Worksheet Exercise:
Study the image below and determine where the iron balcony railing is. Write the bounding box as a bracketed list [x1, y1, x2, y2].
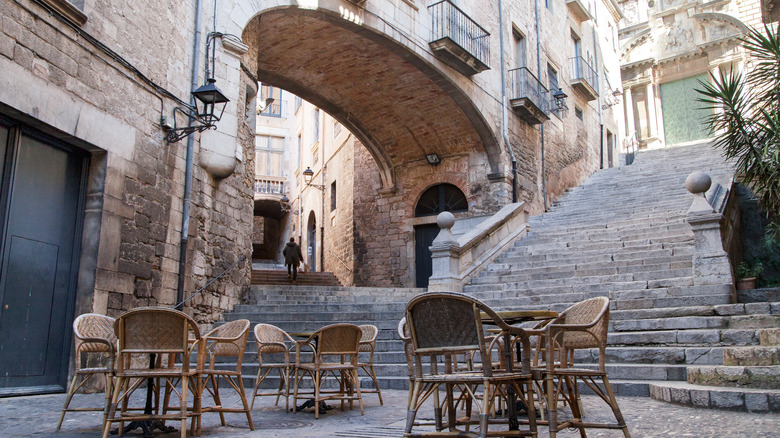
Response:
[570, 56, 597, 91]
[429, 0, 490, 67]
[254, 175, 285, 195]
[509, 67, 550, 114]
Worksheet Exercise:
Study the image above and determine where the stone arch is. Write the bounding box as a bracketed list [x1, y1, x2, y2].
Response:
[236, 2, 503, 192]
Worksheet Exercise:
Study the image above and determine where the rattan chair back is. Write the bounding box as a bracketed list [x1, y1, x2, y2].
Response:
[73, 313, 117, 354]
[556, 296, 609, 351]
[114, 307, 200, 372]
[358, 324, 378, 352]
[314, 323, 362, 356]
[203, 319, 250, 358]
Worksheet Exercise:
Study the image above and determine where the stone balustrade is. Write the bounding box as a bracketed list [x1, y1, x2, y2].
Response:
[427, 202, 529, 292]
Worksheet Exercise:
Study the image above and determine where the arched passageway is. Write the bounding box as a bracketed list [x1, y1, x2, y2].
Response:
[241, 6, 503, 193]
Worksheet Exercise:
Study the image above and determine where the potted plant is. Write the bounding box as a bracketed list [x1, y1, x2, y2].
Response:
[735, 261, 763, 290]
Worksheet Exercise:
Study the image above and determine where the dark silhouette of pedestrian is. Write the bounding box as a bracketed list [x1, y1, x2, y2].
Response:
[283, 237, 303, 282]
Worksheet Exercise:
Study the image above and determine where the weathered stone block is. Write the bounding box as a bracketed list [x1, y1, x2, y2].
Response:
[745, 392, 769, 412]
[690, 388, 710, 408]
[710, 390, 744, 409]
[670, 387, 692, 405]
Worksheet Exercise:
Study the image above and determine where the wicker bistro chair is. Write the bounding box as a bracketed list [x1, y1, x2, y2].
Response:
[404, 292, 538, 438]
[525, 297, 630, 438]
[292, 323, 365, 420]
[57, 314, 117, 431]
[195, 319, 253, 432]
[102, 307, 203, 438]
[357, 324, 384, 405]
[251, 323, 296, 411]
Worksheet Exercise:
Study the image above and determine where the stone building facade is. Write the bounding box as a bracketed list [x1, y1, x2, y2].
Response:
[248, 0, 627, 288]
[2, 0, 623, 395]
[0, 0, 255, 396]
[618, 0, 767, 150]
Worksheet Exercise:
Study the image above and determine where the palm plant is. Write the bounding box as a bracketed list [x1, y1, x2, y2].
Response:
[696, 24, 780, 217]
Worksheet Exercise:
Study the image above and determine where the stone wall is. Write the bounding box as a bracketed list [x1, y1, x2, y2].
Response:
[322, 135, 356, 286]
[1, 0, 252, 326]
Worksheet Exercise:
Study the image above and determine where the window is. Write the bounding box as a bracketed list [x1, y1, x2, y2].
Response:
[330, 181, 337, 212]
[415, 184, 468, 217]
[259, 84, 282, 117]
[548, 64, 561, 117]
[572, 32, 582, 78]
[295, 96, 302, 112]
[313, 108, 320, 144]
[333, 120, 342, 138]
[312, 145, 319, 166]
[545, 0, 552, 12]
[255, 135, 284, 176]
[43, 0, 87, 26]
[575, 107, 583, 120]
[297, 134, 302, 169]
[548, 64, 559, 93]
[514, 29, 526, 68]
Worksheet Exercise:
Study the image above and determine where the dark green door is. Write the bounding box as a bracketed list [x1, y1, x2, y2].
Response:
[415, 224, 440, 288]
[0, 125, 86, 396]
[660, 75, 711, 145]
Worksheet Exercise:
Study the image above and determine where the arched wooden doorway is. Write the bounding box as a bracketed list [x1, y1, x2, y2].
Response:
[414, 183, 468, 288]
[307, 211, 317, 272]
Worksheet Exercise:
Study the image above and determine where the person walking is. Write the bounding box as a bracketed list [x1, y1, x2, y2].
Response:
[283, 237, 303, 282]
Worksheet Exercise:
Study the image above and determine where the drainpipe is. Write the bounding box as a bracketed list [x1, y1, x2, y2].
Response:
[534, 0, 547, 211]
[498, 0, 517, 203]
[593, 9, 604, 169]
[176, 0, 203, 307]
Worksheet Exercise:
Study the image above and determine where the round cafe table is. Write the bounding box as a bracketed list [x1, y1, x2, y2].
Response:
[482, 309, 558, 431]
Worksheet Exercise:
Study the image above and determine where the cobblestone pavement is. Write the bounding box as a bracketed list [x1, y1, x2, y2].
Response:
[1, 389, 777, 437]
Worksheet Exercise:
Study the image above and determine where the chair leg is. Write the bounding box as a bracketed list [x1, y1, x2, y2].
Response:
[180, 375, 189, 438]
[602, 375, 630, 437]
[103, 376, 124, 438]
[353, 368, 364, 415]
[57, 372, 83, 430]
[404, 379, 422, 434]
[236, 374, 255, 430]
[210, 374, 226, 426]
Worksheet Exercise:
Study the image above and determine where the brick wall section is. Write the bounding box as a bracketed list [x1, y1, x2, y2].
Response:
[2, 0, 252, 324]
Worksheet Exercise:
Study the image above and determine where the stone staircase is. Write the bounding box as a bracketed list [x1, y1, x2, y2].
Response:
[220, 142, 779, 412]
[461, 142, 780, 412]
[250, 269, 343, 287]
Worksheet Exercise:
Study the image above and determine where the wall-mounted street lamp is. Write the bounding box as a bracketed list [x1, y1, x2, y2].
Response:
[164, 78, 230, 144]
[552, 88, 569, 112]
[425, 153, 442, 166]
[302, 167, 326, 190]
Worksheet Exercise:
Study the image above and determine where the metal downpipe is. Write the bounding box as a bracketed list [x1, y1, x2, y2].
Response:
[176, 0, 203, 306]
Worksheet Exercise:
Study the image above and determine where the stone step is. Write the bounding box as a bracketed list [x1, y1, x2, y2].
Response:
[576, 346, 725, 366]
[723, 346, 780, 366]
[611, 314, 780, 332]
[607, 328, 761, 347]
[648, 381, 780, 412]
[761, 328, 780, 346]
[687, 365, 780, 389]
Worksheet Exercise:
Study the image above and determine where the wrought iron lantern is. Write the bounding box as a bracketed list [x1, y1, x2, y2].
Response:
[164, 78, 230, 144]
[552, 88, 568, 112]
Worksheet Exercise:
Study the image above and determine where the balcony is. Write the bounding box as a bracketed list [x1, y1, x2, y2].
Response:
[509, 68, 550, 125]
[428, 0, 490, 77]
[566, 0, 594, 22]
[254, 175, 287, 218]
[570, 56, 599, 101]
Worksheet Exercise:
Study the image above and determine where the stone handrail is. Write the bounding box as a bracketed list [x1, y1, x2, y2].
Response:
[427, 202, 529, 292]
[686, 171, 737, 302]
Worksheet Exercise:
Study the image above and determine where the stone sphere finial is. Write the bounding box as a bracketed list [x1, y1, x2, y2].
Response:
[437, 211, 455, 229]
[685, 171, 711, 194]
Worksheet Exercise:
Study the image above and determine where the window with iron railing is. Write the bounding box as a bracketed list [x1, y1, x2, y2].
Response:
[429, 0, 490, 68]
[509, 67, 550, 114]
[570, 56, 597, 91]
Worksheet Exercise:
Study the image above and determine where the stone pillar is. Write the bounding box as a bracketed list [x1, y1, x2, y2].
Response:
[427, 212, 463, 292]
[686, 171, 737, 301]
[646, 82, 659, 138]
[624, 87, 635, 144]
